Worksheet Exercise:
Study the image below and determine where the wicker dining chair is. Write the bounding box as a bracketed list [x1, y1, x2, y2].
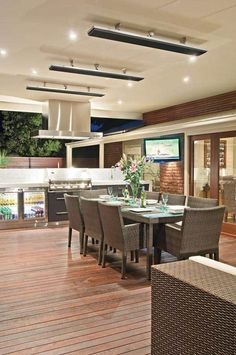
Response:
[163, 193, 186, 205]
[98, 202, 140, 279]
[80, 197, 104, 264]
[146, 191, 160, 201]
[79, 189, 107, 198]
[154, 206, 225, 264]
[187, 195, 218, 208]
[64, 194, 84, 254]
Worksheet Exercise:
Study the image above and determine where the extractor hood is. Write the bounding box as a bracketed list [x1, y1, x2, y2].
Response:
[33, 100, 103, 140]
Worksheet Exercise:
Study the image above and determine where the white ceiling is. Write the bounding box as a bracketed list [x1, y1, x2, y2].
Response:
[1, 0, 236, 115]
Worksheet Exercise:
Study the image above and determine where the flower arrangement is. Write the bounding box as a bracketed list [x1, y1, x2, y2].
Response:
[116, 154, 146, 198]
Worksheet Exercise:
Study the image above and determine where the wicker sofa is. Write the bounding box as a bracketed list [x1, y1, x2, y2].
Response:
[151, 257, 236, 355]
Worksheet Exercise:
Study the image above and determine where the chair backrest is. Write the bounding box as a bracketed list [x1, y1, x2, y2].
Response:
[98, 202, 124, 250]
[164, 193, 186, 206]
[222, 180, 236, 211]
[64, 194, 84, 232]
[180, 206, 225, 255]
[80, 197, 103, 241]
[146, 191, 160, 201]
[187, 196, 218, 208]
[79, 189, 107, 198]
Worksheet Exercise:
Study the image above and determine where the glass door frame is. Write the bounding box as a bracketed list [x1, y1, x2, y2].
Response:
[189, 131, 236, 236]
[189, 134, 219, 199]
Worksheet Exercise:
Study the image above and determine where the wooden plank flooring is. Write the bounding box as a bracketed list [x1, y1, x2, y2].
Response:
[0, 227, 235, 355]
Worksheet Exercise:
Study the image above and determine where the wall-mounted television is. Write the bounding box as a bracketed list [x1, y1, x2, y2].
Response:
[144, 137, 181, 162]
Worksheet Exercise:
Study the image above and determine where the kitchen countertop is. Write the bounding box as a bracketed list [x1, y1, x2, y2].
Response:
[0, 180, 150, 189]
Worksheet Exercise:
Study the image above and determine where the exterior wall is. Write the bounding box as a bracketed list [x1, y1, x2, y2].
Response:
[143, 90, 236, 125]
[104, 142, 122, 168]
[160, 161, 184, 194]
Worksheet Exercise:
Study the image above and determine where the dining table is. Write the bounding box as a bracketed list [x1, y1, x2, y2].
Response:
[121, 205, 184, 280]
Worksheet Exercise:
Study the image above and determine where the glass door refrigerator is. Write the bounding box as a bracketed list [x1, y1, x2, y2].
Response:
[22, 188, 47, 221]
[0, 189, 19, 222]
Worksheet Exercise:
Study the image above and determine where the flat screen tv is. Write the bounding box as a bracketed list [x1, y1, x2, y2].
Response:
[144, 137, 181, 162]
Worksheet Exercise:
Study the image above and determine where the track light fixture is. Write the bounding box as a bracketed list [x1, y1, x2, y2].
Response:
[88, 25, 207, 56]
[26, 83, 105, 97]
[49, 62, 144, 81]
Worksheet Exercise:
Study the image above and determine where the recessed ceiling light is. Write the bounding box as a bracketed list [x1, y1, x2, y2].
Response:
[189, 55, 197, 63]
[183, 76, 190, 83]
[68, 30, 77, 41]
[127, 81, 134, 87]
[31, 69, 38, 75]
[118, 99, 123, 104]
[0, 48, 7, 56]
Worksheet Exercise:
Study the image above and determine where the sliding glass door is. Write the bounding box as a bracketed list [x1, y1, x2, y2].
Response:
[190, 132, 236, 234]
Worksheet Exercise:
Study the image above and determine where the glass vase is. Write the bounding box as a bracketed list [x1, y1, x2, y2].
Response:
[130, 182, 140, 204]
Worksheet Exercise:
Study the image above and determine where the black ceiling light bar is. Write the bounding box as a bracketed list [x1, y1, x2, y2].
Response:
[88, 26, 207, 56]
[26, 85, 104, 97]
[49, 64, 144, 81]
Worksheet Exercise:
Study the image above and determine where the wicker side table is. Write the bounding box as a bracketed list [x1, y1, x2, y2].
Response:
[151, 260, 236, 355]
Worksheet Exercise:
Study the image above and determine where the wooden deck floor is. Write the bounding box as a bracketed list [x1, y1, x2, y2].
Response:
[0, 227, 235, 355]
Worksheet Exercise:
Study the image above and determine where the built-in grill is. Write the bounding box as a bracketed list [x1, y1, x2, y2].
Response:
[48, 178, 92, 222]
[48, 178, 92, 191]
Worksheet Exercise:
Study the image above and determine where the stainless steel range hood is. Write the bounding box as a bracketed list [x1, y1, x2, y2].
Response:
[33, 100, 103, 140]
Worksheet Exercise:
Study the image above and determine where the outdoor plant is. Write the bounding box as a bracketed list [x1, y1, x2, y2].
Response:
[0, 149, 9, 168]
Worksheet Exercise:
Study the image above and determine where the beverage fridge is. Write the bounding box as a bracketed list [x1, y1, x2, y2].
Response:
[0, 187, 47, 229]
[0, 189, 19, 221]
[22, 188, 47, 221]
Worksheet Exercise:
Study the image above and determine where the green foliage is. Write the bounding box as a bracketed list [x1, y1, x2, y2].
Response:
[0, 149, 9, 167]
[0, 111, 64, 157]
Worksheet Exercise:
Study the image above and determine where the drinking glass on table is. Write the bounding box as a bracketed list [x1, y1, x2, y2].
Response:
[107, 186, 113, 198]
[161, 193, 168, 211]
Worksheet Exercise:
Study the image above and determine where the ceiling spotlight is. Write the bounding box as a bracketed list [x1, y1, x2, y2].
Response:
[68, 30, 77, 41]
[31, 69, 38, 75]
[0, 48, 7, 56]
[49, 64, 144, 81]
[88, 26, 207, 56]
[189, 55, 197, 63]
[118, 99, 123, 104]
[26, 84, 104, 97]
[127, 81, 133, 87]
[183, 76, 190, 83]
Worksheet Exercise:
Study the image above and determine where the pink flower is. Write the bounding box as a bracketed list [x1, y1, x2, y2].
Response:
[131, 162, 137, 172]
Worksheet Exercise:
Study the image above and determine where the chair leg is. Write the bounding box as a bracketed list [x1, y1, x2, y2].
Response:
[214, 250, 219, 261]
[130, 251, 134, 261]
[121, 252, 127, 279]
[83, 235, 88, 256]
[154, 247, 162, 264]
[102, 243, 107, 268]
[68, 227, 72, 247]
[135, 250, 139, 263]
[79, 233, 84, 254]
[98, 240, 103, 265]
[224, 211, 228, 222]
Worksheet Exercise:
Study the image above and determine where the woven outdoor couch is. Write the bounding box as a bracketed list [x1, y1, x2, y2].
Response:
[151, 257, 236, 355]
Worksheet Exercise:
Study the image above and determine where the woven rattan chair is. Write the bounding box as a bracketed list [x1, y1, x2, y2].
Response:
[64, 194, 84, 254]
[80, 197, 104, 264]
[222, 179, 236, 221]
[163, 193, 186, 205]
[187, 195, 218, 208]
[146, 191, 160, 201]
[98, 202, 140, 279]
[154, 206, 225, 264]
[79, 189, 107, 198]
